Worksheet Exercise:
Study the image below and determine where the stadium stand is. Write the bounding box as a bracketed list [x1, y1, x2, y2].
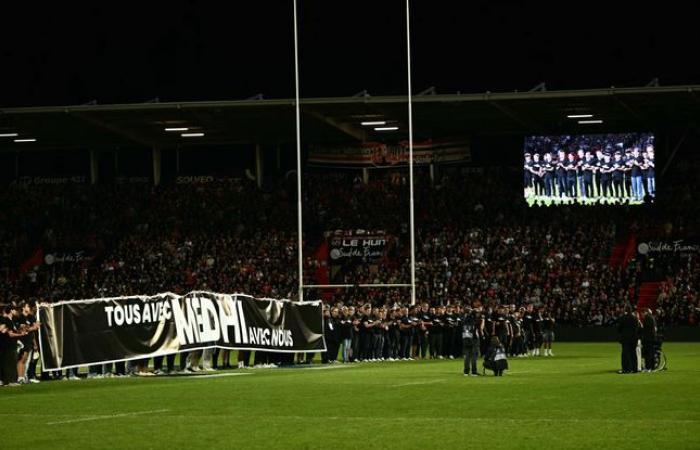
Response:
[2, 163, 698, 328]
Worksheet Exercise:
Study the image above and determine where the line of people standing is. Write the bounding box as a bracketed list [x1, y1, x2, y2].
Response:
[321, 302, 556, 366]
[524, 145, 655, 202]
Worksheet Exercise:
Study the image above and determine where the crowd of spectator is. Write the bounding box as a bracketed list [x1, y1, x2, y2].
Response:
[1, 162, 698, 332]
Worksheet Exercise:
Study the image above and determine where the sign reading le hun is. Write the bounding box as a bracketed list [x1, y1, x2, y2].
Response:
[39, 292, 326, 370]
[328, 229, 388, 263]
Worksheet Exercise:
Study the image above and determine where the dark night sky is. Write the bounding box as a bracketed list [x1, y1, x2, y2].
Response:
[0, 2, 697, 107]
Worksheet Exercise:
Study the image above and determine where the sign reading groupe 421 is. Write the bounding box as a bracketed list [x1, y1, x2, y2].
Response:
[39, 292, 325, 370]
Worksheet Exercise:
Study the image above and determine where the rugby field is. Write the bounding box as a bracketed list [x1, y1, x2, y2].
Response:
[1, 342, 699, 449]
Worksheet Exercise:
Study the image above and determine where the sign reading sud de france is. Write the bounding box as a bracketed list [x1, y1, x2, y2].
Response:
[327, 229, 389, 263]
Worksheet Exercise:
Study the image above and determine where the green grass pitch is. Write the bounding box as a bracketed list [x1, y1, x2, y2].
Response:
[2, 343, 699, 449]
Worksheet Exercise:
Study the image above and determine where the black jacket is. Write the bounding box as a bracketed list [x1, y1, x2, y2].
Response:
[617, 313, 640, 343]
[642, 314, 657, 342]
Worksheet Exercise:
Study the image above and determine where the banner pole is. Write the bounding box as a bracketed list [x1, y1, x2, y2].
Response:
[293, 0, 304, 301]
[406, 0, 416, 306]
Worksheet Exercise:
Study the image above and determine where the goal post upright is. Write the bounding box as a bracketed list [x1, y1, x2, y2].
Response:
[406, 0, 417, 306]
[293, 0, 304, 301]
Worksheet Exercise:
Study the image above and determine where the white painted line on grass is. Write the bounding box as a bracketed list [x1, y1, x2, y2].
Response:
[47, 409, 170, 425]
[393, 379, 446, 387]
[182, 373, 252, 379]
[292, 364, 354, 371]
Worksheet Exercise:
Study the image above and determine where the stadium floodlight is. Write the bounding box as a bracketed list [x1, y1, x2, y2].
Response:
[181, 132, 204, 137]
[165, 127, 189, 132]
[567, 114, 593, 119]
[578, 120, 603, 124]
[361, 121, 386, 126]
[0, 133, 19, 137]
[374, 126, 399, 131]
[14, 138, 36, 142]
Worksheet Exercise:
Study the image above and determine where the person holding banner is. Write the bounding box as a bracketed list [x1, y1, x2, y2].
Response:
[37, 292, 327, 372]
[1, 305, 27, 386]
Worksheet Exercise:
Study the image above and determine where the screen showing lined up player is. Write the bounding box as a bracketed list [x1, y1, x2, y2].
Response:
[523, 133, 655, 206]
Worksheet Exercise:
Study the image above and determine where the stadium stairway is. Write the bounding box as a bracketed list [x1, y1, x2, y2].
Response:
[609, 234, 637, 268]
[311, 240, 332, 300]
[637, 281, 661, 311]
[608, 241, 627, 268]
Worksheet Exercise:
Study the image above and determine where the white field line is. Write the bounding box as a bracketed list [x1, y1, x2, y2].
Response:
[46, 408, 170, 425]
[393, 379, 446, 387]
[277, 364, 353, 371]
[181, 373, 252, 379]
[224, 415, 700, 424]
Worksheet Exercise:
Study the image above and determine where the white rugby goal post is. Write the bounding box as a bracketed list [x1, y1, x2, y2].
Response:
[292, 0, 417, 305]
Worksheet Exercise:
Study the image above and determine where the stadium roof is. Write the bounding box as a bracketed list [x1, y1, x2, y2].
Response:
[1, 84, 699, 151]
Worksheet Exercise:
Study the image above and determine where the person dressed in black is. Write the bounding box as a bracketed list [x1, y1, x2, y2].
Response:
[322, 307, 339, 364]
[565, 152, 578, 198]
[531, 153, 543, 197]
[582, 151, 595, 199]
[594, 149, 604, 198]
[531, 308, 544, 356]
[555, 149, 567, 198]
[623, 148, 633, 197]
[21, 301, 40, 383]
[493, 306, 512, 356]
[462, 306, 484, 376]
[644, 146, 655, 197]
[358, 304, 375, 361]
[483, 336, 508, 377]
[541, 310, 555, 357]
[524, 152, 534, 197]
[522, 306, 534, 356]
[542, 153, 555, 198]
[509, 310, 524, 357]
[641, 309, 658, 372]
[0, 305, 27, 386]
[612, 151, 625, 200]
[617, 306, 641, 374]
[398, 307, 414, 360]
[443, 306, 457, 360]
[14, 302, 38, 383]
[418, 303, 432, 360]
[599, 153, 613, 199]
[350, 306, 361, 362]
[338, 307, 354, 363]
[387, 308, 401, 360]
[481, 307, 494, 356]
[452, 306, 464, 359]
[429, 307, 444, 359]
[371, 309, 385, 361]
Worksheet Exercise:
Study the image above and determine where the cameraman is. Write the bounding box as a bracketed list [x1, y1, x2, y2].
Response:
[641, 309, 657, 372]
[462, 305, 484, 376]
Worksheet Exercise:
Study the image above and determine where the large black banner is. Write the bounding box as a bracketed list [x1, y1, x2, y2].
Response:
[39, 291, 326, 370]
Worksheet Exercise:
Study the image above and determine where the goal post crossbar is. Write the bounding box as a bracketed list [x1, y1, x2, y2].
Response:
[302, 284, 413, 289]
